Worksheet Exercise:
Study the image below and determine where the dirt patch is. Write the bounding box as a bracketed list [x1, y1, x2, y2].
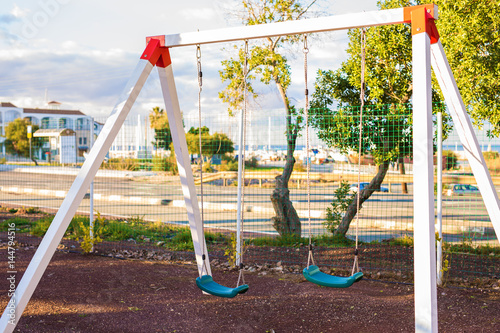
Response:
[0, 248, 499, 333]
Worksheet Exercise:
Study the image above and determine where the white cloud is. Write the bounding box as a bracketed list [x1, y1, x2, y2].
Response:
[0, 0, 383, 129]
[10, 4, 27, 18]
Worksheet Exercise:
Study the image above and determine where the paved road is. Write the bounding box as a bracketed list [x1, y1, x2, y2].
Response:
[1, 167, 496, 243]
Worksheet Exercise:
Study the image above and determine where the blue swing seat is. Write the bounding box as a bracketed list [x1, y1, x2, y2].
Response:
[196, 275, 249, 298]
[303, 265, 363, 288]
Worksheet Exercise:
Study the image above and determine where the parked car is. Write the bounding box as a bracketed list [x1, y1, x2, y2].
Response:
[446, 184, 480, 196]
[350, 182, 389, 193]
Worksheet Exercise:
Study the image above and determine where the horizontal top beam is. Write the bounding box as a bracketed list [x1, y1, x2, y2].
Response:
[155, 6, 437, 48]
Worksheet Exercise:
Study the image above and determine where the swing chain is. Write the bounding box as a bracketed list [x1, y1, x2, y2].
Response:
[236, 40, 249, 287]
[196, 44, 209, 278]
[196, 44, 204, 226]
[303, 35, 309, 97]
[197, 45, 202, 90]
[303, 34, 315, 269]
[352, 28, 366, 276]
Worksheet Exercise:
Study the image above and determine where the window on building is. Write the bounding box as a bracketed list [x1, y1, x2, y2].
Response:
[59, 118, 67, 129]
[41, 117, 57, 129]
[76, 118, 89, 130]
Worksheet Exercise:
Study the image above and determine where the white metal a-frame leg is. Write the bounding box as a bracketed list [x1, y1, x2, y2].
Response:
[411, 7, 500, 332]
[411, 7, 438, 332]
[431, 41, 500, 238]
[0, 38, 210, 333]
[155, 43, 211, 277]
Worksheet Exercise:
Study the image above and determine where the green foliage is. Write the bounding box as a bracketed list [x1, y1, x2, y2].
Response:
[0, 157, 6, 164]
[218, 156, 239, 171]
[25, 206, 41, 214]
[309, 0, 454, 164]
[293, 161, 306, 172]
[224, 233, 239, 267]
[0, 217, 33, 233]
[152, 155, 178, 174]
[443, 240, 500, 257]
[202, 161, 213, 173]
[78, 212, 104, 253]
[4, 118, 41, 157]
[442, 150, 458, 170]
[244, 156, 259, 169]
[483, 151, 499, 161]
[187, 126, 209, 135]
[425, 0, 500, 136]
[149, 107, 173, 151]
[483, 152, 500, 175]
[249, 233, 355, 247]
[102, 158, 141, 171]
[30, 215, 54, 236]
[250, 234, 305, 247]
[388, 234, 414, 247]
[324, 181, 355, 234]
[310, 104, 419, 165]
[219, 1, 317, 236]
[186, 127, 234, 158]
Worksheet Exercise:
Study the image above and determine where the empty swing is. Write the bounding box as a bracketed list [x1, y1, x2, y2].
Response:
[194, 44, 249, 298]
[302, 32, 365, 288]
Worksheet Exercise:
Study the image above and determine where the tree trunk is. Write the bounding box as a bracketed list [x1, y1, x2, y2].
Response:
[398, 157, 408, 194]
[270, 79, 301, 237]
[271, 155, 301, 237]
[334, 161, 390, 236]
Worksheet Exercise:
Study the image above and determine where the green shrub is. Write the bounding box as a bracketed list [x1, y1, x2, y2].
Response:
[25, 207, 41, 214]
[202, 161, 213, 173]
[442, 150, 458, 170]
[152, 155, 178, 174]
[30, 215, 54, 237]
[245, 157, 259, 169]
[0, 157, 6, 164]
[103, 158, 141, 171]
[0, 217, 33, 233]
[324, 181, 355, 234]
[483, 151, 499, 160]
[219, 159, 239, 171]
[77, 213, 104, 253]
[483, 151, 500, 174]
[293, 161, 306, 172]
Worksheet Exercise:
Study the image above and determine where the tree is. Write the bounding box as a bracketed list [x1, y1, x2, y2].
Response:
[426, 0, 500, 136]
[149, 107, 172, 151]
[186, 127, 234, 160]
[219, 0, 317, 237]
[4, 118, 40, 158]
[309, 0, 451, 236]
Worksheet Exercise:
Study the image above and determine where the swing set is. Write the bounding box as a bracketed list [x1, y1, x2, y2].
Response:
[2, 4, 500, 333]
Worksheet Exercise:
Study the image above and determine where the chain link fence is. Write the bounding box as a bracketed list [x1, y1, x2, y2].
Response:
[1, 104, 499, 282]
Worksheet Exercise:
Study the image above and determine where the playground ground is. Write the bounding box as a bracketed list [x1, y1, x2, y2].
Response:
[0, 246, 498, 333]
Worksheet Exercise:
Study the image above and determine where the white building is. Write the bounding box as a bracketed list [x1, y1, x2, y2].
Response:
[0, 102, 103, 162]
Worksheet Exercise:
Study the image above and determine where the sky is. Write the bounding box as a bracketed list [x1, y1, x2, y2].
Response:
[0, 0, 381, 127]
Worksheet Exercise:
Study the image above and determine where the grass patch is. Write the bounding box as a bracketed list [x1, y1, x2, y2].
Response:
[0, 217, 34, 233]
[443, 241, 500, 257]
[249, 234, 355, 248]
[2, 212, 498, 258]
[386, 234, 414, 247]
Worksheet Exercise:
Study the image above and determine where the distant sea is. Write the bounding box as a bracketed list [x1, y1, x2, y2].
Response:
[234, 145, 306, 151]
[234, 144, 500, 152]
[442, 144, 500, 152]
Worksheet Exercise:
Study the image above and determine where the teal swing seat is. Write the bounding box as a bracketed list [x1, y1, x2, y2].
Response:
[303, 265, 363, 288]
[196, 275, 249, 298]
